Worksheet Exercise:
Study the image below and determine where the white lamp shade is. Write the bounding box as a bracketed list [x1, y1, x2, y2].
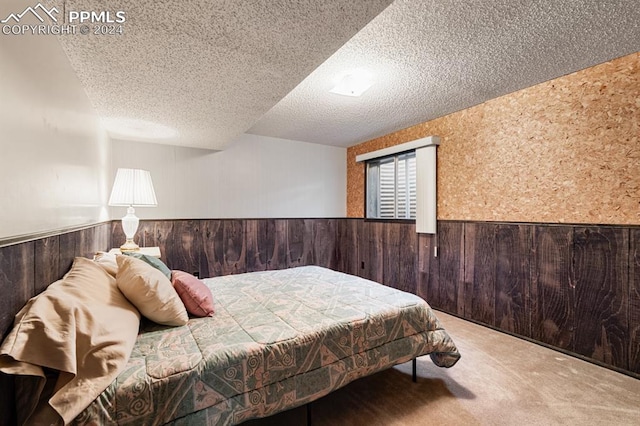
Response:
[108, 169, 157, 207]
[109, 168, 157, 252]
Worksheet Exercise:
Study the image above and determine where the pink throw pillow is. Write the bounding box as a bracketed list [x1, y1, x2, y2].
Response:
[171, 270, 215, 317]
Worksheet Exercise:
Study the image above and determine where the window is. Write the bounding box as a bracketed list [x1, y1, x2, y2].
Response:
[356, 135, 439, 233]
[366, 151, 416, 219]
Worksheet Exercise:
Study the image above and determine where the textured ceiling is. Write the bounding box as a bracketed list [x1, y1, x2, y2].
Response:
[48, 0, 393, 150]
[249, 0, 640, 147]
[45, 0, 640, 150]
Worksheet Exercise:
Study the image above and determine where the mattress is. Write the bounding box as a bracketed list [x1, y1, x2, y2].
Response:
[73, 266, 460, 425]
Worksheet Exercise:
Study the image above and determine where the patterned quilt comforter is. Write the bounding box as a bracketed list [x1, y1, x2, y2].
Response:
[73, 266, 460, 425]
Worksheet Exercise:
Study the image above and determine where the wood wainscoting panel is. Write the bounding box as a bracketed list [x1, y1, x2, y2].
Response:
[108, 219, 640, 377]
[416, 232, 438, 304]
[494, 225, 531, 337]
[382, 222, 401, 289]
[573, 227, 629, 370]
[59, 230, 79, 274]
[366, 221, 384, 283]
[110, 221, 125, 250]
[268, 220, 288, 271]
[0, 242, 34, 340]
[222, 220, 246, 275]
[0, 241, 32, 425]
[244, 220, 264, 272]
[287, 219, 314, 268]
[162, 220, 202, 276]
[630, 228, 640, 374]
[59, 224, 113, 277]
[463, 223, 531, 335]
[110, 218, 640, 377]
[464, 223, 496, 326]
[437, 222, 465, 316]
[398, 223, 417, 294]
[245, 219, 267, 272]
[202, 220, 223, 277]
[81, 223, 110, 258]
[245, 219, 288, 272]
[313, 219, 337, 270]
[531, 225, 574, 350]
[356, 219, 369, 279]
[34, 235, 60, 295]
[336, 219, 360, 276]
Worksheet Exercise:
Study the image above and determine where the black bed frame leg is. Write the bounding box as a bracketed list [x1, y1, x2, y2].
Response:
[412, 358, 417, 383]
[307, 402, 312, 426]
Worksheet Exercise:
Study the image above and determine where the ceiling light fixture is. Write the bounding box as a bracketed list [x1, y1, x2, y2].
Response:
[330, 69, 373, 97]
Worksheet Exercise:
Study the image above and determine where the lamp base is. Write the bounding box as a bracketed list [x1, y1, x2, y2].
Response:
[119, 206, 140, 252]
[120, 239, 140, 252]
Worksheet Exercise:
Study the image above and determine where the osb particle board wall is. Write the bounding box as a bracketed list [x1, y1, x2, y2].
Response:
[347, 52, 640, 225]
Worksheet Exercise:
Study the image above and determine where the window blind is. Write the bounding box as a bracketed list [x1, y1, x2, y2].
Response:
[360, 135, 439, 235]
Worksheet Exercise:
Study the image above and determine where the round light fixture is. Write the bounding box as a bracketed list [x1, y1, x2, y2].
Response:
[330, 69, 374, 97]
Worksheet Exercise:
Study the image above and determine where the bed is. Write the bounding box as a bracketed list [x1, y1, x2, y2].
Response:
[2, 259, 460, 425]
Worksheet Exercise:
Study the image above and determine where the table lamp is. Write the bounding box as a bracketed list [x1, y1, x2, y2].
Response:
[108, 168, 157, 252]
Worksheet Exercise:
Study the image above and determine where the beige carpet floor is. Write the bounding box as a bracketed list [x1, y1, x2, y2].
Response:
[245, 311, 640, 426]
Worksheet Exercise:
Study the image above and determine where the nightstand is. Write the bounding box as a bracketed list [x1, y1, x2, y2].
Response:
[108, 247, 161, 258]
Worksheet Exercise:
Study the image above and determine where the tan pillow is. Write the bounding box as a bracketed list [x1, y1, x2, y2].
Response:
[0, 257, 140, 424]
[116, 255, 188, 326]
[93, 251, 118, 276]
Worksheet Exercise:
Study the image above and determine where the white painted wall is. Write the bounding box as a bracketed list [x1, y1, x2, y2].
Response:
[0, 0, 346, 240]
[110, 134, 346, 219]
[0, 15, 110, 240]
